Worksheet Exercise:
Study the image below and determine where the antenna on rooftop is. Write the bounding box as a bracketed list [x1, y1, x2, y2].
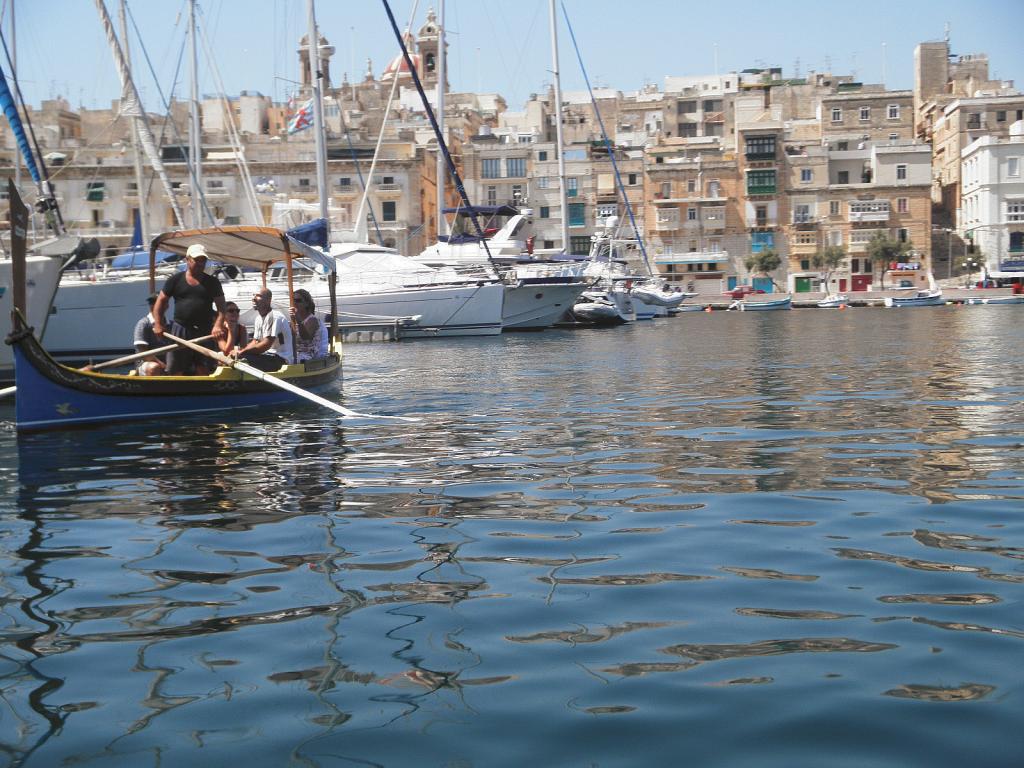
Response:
[944, 22, 950, 44]
[794, 57, 801, 79]
[882, 42, 887, 86]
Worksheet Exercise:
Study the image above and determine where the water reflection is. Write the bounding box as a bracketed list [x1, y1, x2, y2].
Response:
[0, 308, 1021, 765]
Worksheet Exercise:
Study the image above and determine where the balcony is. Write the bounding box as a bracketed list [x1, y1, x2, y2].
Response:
[702, 208, 726, 231]
[656, 212, 681, 231]
[376, 182, 403, 194]
[746, 184, 776, 196]
[654, 248, 729, 265]
[848, 201, 890, 223]
[204, 184, 230, 200]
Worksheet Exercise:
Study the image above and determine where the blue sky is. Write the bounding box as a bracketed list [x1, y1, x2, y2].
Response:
[8, 0, 1024, 112]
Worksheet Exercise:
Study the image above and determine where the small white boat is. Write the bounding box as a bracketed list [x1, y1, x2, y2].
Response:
[572, 291, 628, 325]
[883, 289, 944, 308]
[964, 294, 1024, 306]
[734, 295, 792, 311]
[817, 293, 849, 308]
[630, 281, 691, 309]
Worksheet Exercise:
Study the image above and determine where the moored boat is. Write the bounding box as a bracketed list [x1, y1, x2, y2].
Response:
[883, 289, 944, 308]
[817, 293, 849, 308]
[6, 226, 345, 432]
[964, 294, 1024, 305]
[571, 291, 628, 325]
[733, 295, 792, 311]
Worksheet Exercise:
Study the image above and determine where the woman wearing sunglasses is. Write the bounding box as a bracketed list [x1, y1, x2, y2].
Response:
[291, 289, 328, 362]
[218, 302, 249, 357]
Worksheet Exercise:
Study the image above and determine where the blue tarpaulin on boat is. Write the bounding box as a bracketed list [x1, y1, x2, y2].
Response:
[111, 248, 178, 270]
[442, 205, 519, 217]
[286, 218, 328, 250]
[0, 67, 41, 184]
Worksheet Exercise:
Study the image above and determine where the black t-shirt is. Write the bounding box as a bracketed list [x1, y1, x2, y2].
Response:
[162, 270, 224, 330]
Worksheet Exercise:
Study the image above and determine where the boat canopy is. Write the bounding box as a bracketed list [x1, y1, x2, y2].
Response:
[150, 226, 334, 273]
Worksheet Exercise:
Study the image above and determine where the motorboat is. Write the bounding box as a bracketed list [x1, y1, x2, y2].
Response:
[817, 293, 849, 308]
[571, 290, 628, 325]
[964, 294, 1024, 306]
[883, 289, 944, 308]
[415, 205, 590, 331]
[630, 281, 692, 309]
[732, 295, 793, 311]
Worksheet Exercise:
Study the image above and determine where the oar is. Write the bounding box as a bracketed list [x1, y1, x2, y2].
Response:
[0, 385, 15, 400]
[163, 332, 408, 420]
[84, 334, 216, 372]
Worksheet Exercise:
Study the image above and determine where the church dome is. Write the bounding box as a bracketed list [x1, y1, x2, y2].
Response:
[382, 30, 420, 81]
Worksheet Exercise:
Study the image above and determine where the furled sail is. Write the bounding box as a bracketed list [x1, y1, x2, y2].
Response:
[93, 0, 185, 228]
[0, 67, 40, 185]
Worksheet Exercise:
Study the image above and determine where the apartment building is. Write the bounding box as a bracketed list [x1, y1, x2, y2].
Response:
[960, 123, 1024, 280]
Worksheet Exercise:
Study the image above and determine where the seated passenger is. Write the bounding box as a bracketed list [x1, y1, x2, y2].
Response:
[219, 302, 249, 356]
[133, 293, 166, 376]
[234, 288, 293, 372]
[290, 289, 328, 362]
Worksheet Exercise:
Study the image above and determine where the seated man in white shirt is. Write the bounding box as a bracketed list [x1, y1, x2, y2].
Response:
[234, 288, 294, 372]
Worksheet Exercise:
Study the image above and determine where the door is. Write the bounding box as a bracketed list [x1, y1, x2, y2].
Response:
[752, 277, 773, 294]
[839, 278, 848, 292]
[794, 277, 811, 293]
[852, 275, 872, 292]
[727, 276, 738, 290]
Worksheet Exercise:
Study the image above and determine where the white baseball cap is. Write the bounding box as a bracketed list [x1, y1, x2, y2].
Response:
[186, 243, 208, 260]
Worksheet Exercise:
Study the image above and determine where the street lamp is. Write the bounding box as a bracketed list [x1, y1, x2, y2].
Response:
[961, 255, 981, 288]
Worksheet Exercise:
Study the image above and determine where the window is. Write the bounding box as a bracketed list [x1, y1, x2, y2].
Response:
[898, 228, 908, 243]
[597, 204, 617, 219]
[687, 207, 698, 221]
[837, 170, 850, 185]
[570, 235, 590, 255]
[1011, 231, 1024, 252]
[298, 178, 311, 188]
[831, 107, 842, 123]
[837, 141, 848, 151]
[482, 158, 501, 178]
[1009, 157, 1020, 177]
[889, 133, 900, 141]
[755, 205, 768, 227]
[859, 106, 870, 121]
[207, 179, 224, 189]
[827, 230, 842, 247]
[678, 100, 697, 113]
[851, 258, 860, 273]
[830, 200, 841, 216]
[795, 232, 816, 245]
[543, 240, 554, 250]
[746, 169, 776, 195]
[1006, 201, 1024, 222]
[687, 179, 696, 193]
[800, 259, 810, 270]
[800, 168, 813, 183]
[896, 164, 907, 180]
[566, 177, 578, 198]
[708, 180, 720, 197]
[660, 182, 672, 198]
[338, 177, 351, 187]
[381, 201, 396, 222]
[506, 157, 526, 177]
[538, 150, 548, 161]
[793, 203, 812, 223]
[540, 206, 550, 219]
[568, 202, 586, 227]
[511, 184, 524, 201]
[887, 104, 900, 120]
[486, 186, 497, 205]
[745, 135, 776, 159]
[997, 110, 1007, 122]
[897, 198, 909, 214]
[536, 176, 549, 189]
[751, 232, 774, 252]
[86, 181, 106, 202]
[628, 173, 638, 185]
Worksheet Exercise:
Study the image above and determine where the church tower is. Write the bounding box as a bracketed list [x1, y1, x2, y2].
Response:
[299, 32, 335, 95]
[416, 7, 447, 91]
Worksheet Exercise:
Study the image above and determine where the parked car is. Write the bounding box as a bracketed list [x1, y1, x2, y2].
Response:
[724, 285, 765, 299]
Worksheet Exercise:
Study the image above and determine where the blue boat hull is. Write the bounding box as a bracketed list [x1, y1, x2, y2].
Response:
[7, 314, 343, 432]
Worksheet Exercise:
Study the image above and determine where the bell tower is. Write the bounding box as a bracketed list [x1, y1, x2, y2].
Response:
[416, 7, 447, 90]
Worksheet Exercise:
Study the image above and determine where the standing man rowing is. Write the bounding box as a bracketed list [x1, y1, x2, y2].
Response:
[152, 243, 228, 375]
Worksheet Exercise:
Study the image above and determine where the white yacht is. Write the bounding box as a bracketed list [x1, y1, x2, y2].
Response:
[415, 205, 590, 331]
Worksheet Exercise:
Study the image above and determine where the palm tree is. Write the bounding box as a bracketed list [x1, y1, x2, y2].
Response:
[744, 248, 782, 291]
[866, 234, 912, 290]
[811, 245, 846, 291]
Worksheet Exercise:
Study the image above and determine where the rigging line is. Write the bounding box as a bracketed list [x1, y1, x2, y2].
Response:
[196, 9, 263, 225]
[337, 103, 384, 245]
[125, 1, 215, 226]
[560, 2, 650, 270]
[380, 0, 498, 273]
[351, 0, 422, 247]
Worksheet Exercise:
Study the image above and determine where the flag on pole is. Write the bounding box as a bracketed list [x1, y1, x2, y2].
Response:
[287, 99, 314, 134]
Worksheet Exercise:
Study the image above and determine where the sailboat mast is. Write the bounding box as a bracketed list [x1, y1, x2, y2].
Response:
[188, 0, 202, 227]
[306, 0, 330, 240]
[435, 0, 446, 238]
[10, 0, 17, 191]
[549, 0, 569, 254]
[119, 0, 148, 246]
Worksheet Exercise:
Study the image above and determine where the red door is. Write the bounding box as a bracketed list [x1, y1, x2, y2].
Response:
[839, 278, 848, 292]
[852, 275, 872, 292]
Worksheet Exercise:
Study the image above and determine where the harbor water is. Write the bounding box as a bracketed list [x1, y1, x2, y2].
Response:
[1, 306, 1022, 767]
